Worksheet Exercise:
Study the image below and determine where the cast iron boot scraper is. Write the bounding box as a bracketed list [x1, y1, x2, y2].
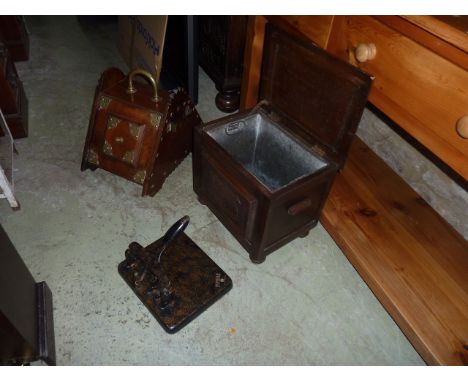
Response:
[118, 216, 232, 333]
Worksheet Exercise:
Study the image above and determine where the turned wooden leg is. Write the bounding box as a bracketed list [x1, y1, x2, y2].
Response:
[249, 252, 266, 264]
[215, 88, 240, 113]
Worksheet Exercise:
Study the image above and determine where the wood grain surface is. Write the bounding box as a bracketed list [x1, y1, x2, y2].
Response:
[321, 137, 468, 365]
[330, 16, 468, 180]
[240, 16, 468, 364]
[401, 16, 468, 53]
[240, 15, 468, 180]
[239, 16, 266, 111]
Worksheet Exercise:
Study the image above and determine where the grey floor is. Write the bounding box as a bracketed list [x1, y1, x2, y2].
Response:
[0, 17, 425, 365]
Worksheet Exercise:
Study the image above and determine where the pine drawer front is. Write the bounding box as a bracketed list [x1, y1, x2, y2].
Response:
[342, 16, 468, 179]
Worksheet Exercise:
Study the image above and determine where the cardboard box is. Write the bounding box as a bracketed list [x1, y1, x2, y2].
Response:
[118, 16, 168, 83]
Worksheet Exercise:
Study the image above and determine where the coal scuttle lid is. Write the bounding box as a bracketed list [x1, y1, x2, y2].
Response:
[259, 24, 373, 161]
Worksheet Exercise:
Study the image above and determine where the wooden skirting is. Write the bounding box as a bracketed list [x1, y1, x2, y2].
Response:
[321, 137, 468, 365]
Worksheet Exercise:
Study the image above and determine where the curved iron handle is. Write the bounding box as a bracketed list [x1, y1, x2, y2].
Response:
[157, 216, 190, 263]
[126, 68, 159, 102]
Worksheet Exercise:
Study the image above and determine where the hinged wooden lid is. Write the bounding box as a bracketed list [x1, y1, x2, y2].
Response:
[259, 24, 372, 163]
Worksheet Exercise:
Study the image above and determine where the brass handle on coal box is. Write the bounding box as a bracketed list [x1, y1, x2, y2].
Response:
[126, 69, 159, 102]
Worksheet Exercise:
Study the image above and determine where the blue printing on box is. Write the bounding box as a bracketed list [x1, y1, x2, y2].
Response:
[129, 16, 161, 57]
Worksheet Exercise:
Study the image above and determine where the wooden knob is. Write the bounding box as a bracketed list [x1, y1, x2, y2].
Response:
[355, 43, 377, 63]
[456, 116, 468, 138]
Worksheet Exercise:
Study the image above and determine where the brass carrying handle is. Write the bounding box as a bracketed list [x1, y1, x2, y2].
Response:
[126, 69, 158, 102]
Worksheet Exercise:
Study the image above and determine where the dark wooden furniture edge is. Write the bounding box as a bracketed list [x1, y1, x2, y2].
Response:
[0, 225, 56, 365]
[36, 281, 56, 365]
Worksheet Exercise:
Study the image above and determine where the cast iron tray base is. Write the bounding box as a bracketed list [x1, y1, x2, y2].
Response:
[118, 232, 232, 333]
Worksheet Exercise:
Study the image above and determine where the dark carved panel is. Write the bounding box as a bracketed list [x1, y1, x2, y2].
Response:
[0, 43, 28, 138]
[198, 16, 247, 112]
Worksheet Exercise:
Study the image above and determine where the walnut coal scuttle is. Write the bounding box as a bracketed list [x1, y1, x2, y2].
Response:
[193, 25, 372, 263]
[81, 68, 202, 196]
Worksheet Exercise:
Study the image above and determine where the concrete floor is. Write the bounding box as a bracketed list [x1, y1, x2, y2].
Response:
[0, 16, 425, 365]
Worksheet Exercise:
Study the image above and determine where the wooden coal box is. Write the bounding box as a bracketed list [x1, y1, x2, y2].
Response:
[193, 25, 372, 263]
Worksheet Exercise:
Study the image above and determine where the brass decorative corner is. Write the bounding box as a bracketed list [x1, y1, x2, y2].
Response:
[87, 148, 99, 166]
[149, 112, 162, 129]
[122, 151, 134, 164]
[107, 115, 121, 129]
[103, 140, 113, 156]
[133, 170, 146, 184]
[98, 95, 112, 110]
[129, 122, 143, 139]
